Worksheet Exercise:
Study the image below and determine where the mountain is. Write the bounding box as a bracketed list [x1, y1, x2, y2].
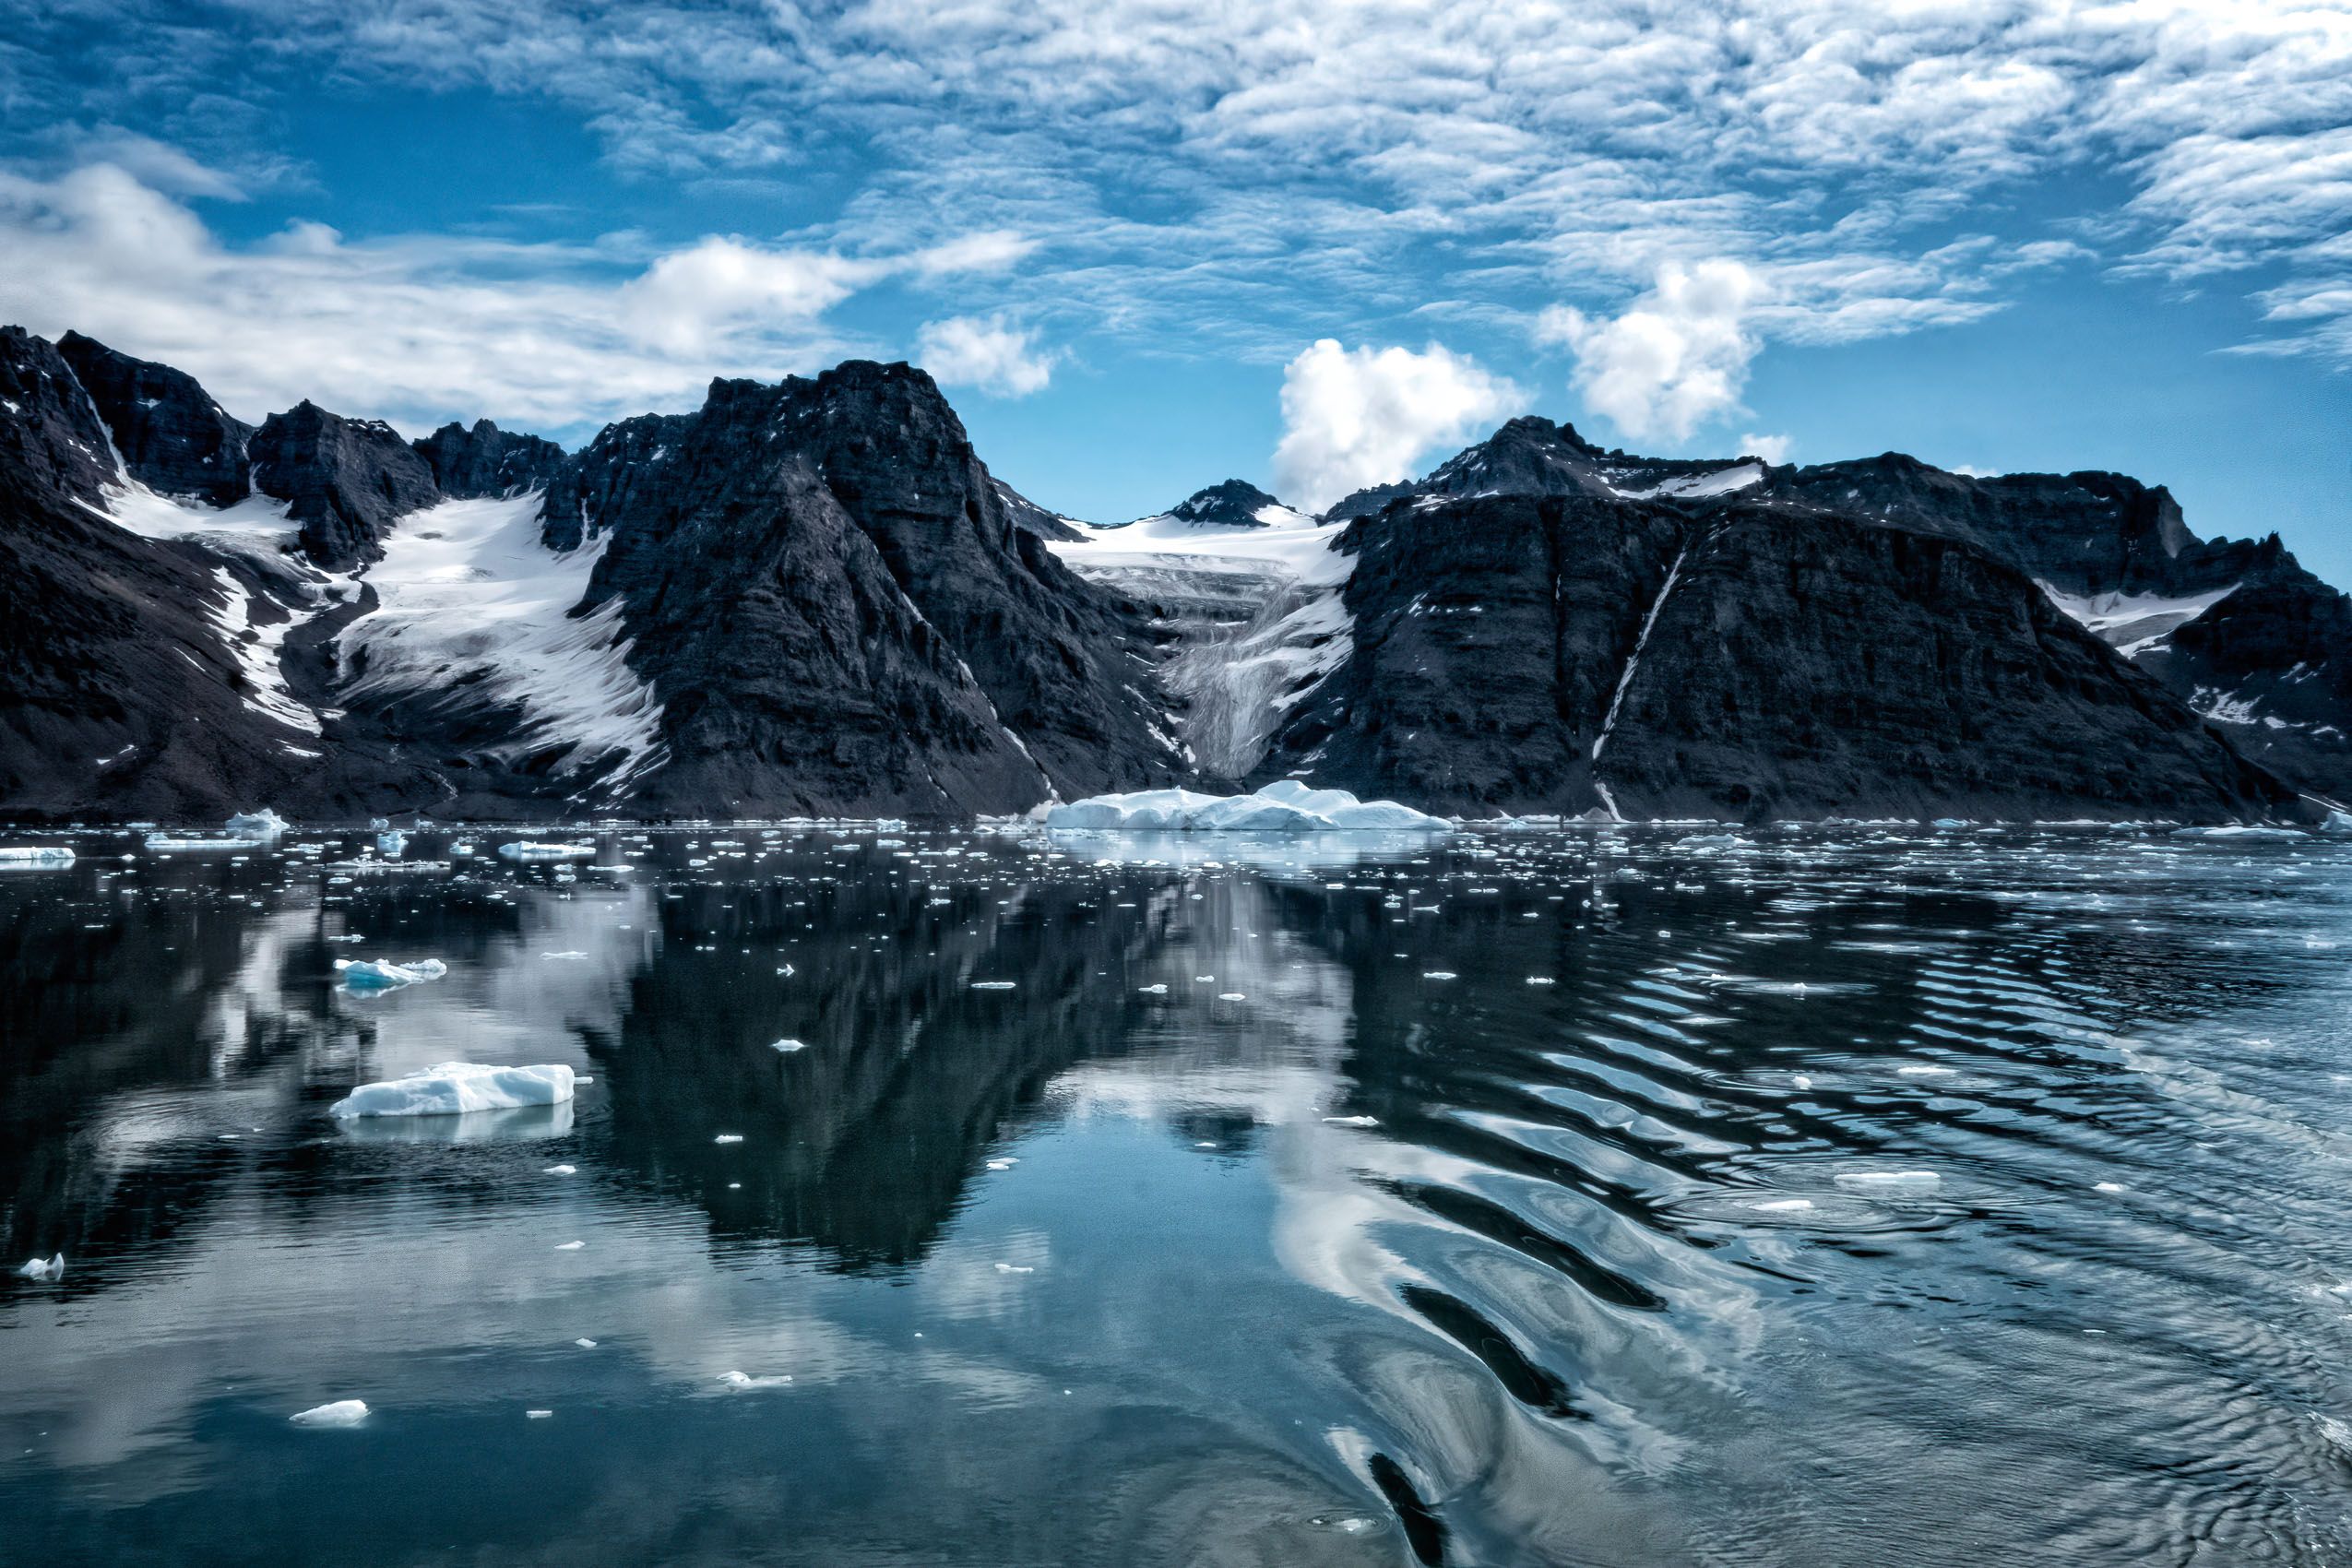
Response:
[1252, 489, 2289, 821]
[1762, 457, 2352, 801]
[0, 322, 2331, 826]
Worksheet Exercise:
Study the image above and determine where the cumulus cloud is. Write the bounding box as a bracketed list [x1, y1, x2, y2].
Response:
[915, 315, 1056, 397]
[1538, 260, 1765, 443]
[1739, 432, 1792, 465]
[1272, 339, 1525, 512]
[0, 160, 1027, 432]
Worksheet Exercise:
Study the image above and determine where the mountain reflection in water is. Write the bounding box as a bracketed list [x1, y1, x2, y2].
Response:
[5, 824, 2352, 1566]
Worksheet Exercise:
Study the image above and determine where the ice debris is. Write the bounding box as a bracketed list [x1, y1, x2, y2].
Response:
[0, 846, 73, 864]
[328, 1061, 575, 1118]
[18, 1253, 65, 1281]
[334, 956, 448, 991]
[497, 840, 597, 861]
[1044, 780, 1449, 833]
[290, 1399, 369, 1427]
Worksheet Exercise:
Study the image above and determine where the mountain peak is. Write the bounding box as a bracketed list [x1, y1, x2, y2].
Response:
[1162, 479, 1289, 529]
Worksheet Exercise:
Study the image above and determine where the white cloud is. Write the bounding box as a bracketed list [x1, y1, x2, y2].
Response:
[1271, 339, 1525, 512]
[914, 315, 1056, 397]
[0, 160, 1029, 432]
[1538, 259, 1765, 443]
[1739, 432, 1792, 466]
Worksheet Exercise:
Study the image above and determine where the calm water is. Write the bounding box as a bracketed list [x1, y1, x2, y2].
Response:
[6, 824, 2352, 1565]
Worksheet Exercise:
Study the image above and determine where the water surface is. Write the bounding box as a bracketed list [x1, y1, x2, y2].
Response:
[6, 824, 2352, 1565]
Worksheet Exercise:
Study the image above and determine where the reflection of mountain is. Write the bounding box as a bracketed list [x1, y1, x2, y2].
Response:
[590, 868, 1196, 1266]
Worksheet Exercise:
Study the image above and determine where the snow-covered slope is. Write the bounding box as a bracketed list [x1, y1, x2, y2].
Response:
[1051, 507, 1353, 779]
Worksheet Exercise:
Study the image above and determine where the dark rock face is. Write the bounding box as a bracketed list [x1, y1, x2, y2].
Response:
[412, 419, 567, 499]
[249, 401, 442, 569]
[55, 331, 253, 505]
[0, 327, 121, 507]
[992, 478, 1087, 541]
[1319, 417, 1759, 520]
[1260, 493, 2293, 823]
[0, 331, 320, 820]
[1767, 455, 2352, 802]
[549, 362, 1180, 814]
[1160, 479, 1286, 529]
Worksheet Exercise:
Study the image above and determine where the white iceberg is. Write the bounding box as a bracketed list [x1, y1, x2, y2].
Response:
[334, 956, 448, 991]
[376, 829, 408, 857]
[18, 1253, 65, 1281]
[290, 1399, 369, 1427]
[2168, 824, 2304, 841]
[226, 808, 291, 839]
[1043, 781, 1449, 834]
[329, 1061, 575, 1118]
[497, 840, 597, 861]
[144, 834, 252, 851]
[0, 846, 73, 865]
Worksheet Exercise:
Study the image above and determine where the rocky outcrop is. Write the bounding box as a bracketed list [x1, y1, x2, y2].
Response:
[412, 418, 567, 499]
[1259, 492, 2295, 823]
[992, 478, 1087, 541]
[249, 400, 442, 569]
[1154, 479, 1289, 529]
[55, 331, 253, 505]
[1321, 418, 1755, 518]
[0, 326, 121, 506]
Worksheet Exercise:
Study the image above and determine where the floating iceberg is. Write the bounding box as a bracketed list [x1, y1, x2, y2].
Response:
[376, 830, 408, 857]
[328, 1061, 575, 1118]
[226, 808, 290, 839]
[334, 957, 448, 991]
[2169, 824, 2305, 841]
[17, 1253, 65, 1281]
[290, 1399, 369, 1427]
[1044, 781, 1449, 833]
[497, 840, 597, 861]
[144, 834, 252, 851]
[0, 846, 73, 865]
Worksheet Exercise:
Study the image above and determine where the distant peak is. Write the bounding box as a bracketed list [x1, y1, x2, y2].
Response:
[1160, 479, 1289, 529]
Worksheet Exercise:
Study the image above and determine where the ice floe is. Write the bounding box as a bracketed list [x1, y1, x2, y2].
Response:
[335, 956, 448, 991]
[328, 1061, 575, 1118]
[498, 840, 598, 861]
[18, 1253, 65, 1280]
[1044, 780, 1448, 833]
[290, 1399, 369, 1427]
[0, 846, 73, 865]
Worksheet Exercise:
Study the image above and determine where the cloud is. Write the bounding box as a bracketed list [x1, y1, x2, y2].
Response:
[1272, 339, 1525, 512]
[1538, 259, 1765, 443]
[0, 160, 1028, 433]
[915, 315, 1056, 397]
[1739, 432, 1792, 465]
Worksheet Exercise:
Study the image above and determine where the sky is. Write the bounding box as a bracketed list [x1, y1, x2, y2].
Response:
[1, 0, 2347, 576]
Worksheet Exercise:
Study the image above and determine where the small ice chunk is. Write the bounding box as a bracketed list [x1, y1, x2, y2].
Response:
[993, 1263, 1034, 1274]
[497, 841, 597, 861]
[334, 956, 448, 991]
[18, 1253, 65, 1281]
[544, 1164, 576, 1175]
[1138, 982, 1168, 994]
[1322, 1114, 1379, 1128]
[554, 1241, 585, 1251]
[290, 1399, 369, 1427]
[2094, 1181, 2126, 1194]
[575, 1338, 598, 1348]
[720, 1371, 792, 1389]
[769, 1039, 806, 1053]
[1896, 1065, 1954, 1077]
[526, 1409, 553, 1420]
[1753, 1197, 1814, 1213]
[714, 1134, 743, 1145]
[1218, 992, 1247, 1001]
[1422, 970, 1457, 980]
[969, 980, 1016, 991]
[541, 950, 588, 960]
[1833, 1170, 1942, 1194]
[330, 1061, 572, 1117]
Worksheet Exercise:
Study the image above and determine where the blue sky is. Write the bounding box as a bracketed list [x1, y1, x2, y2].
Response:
[2, 0, 2347, 577]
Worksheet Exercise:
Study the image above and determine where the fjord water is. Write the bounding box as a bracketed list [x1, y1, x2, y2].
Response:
[6, 827, 2352, 1565]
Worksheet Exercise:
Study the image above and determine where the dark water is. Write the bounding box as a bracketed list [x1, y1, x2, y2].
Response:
[6, 823, 2352, 1566]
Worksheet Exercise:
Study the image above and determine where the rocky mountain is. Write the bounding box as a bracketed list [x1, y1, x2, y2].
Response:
[1252, 489, 2287, 820]
[1763, 456, 2352, 801]
[0, 321, 2334, 826]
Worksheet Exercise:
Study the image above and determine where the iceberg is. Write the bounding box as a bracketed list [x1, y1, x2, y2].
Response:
[144, 834, 253, 851]
[328, 1061, 575, 1118]
[334, 956, 448, 991]
[226, 808, 290, 840]
[376, 829, 408, 857]
[290, 1399, 369, 1427]
[1043, 781, 1449, 833]
[18, 1253, 65, 1281]
[2168, 824, 2305, 841]
[0, 846, 73, 865]
[497, 840, 597, 861]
